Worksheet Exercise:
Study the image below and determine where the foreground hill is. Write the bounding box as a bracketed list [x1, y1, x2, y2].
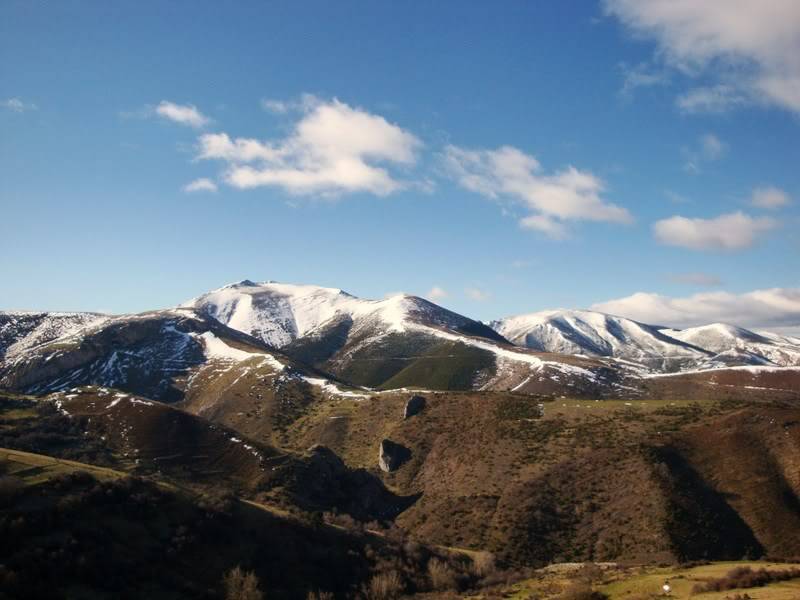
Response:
[0, 446, 479, 600]
[492, 309, 800, 371]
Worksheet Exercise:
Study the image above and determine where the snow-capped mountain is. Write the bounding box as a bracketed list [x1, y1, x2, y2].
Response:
[661, 323, 800, 368]
[3, 282, 797, 401]
[181, 281, 626, 394]
[492, 309, 800, 370]
[181, 280, 503, 348]
[0, 305, 378, 418]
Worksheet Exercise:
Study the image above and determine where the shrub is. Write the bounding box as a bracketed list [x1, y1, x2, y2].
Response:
[366, 570, 404, 599]
[223, 566, 263, 600]
[558, 582, 608, 600]
[471, 551, 496, 578]
[428, 558, 459, 591]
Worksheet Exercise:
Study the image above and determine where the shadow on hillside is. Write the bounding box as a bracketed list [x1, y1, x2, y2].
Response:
[651, 445, 764, 561]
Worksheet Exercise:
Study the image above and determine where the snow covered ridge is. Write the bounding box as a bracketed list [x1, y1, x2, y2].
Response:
[181, 279, 483, 348]
[0, 311, 109, 360]
[491, 309, 800, 371]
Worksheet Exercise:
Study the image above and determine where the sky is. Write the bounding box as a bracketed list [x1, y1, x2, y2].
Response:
[1, 1, 799, 332]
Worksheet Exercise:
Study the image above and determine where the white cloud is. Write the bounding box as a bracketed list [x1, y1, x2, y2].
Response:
[605, 0, 800, 114]
[260, 99, 291, 114]
[198, 97, 421, 196]
[653, 212, 777, 251]
[676, 85, 749, 114]
[426, 286, 448, 301]
[751, 186, 791, 209]
[183, 178, 218, 193]
[2, 97, 37, 112]
[465, 287, 491, 302]
[653, 211, 776, 251]
[592, 287, 800, 330]
[682, 133, 726, 173]
[443, 145, 632, 239]
[619, 62, 670, 97]
[668, 272, 722, 286]
[156, 101, 209, 128]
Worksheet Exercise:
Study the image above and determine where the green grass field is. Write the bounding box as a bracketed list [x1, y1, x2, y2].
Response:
[601, 562, 800, 599]
[1, 446, 129, 486]
[497, 561, 800, 599]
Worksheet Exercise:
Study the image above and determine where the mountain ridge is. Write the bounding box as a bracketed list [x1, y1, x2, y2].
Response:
[491, 308, 800, 371]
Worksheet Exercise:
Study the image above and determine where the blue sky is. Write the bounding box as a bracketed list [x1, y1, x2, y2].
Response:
[1, 1, 798, 330]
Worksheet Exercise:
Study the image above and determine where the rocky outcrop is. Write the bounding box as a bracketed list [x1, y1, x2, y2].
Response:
[378, 439, 411, 472]
[403, 395, 426, 419]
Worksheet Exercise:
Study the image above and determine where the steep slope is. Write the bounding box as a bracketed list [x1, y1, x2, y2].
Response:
[493, 309, 800, 372]
[182, 281, 634, 394]
[0, 310, 108, 360]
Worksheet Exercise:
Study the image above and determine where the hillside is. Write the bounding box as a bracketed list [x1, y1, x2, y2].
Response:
[204, 381, 800, 566]
[0, 447, 475, 600]
[0, 308, 373, 410]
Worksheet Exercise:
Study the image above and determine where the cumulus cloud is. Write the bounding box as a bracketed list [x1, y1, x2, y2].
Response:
[197, 97, 421, 196]
[183, 178, 218, 193]
[653, 211, 776, 251]
[2, 97, 37, 112]
[592, 287, 800, 331]
[751, 186, 792, 209]
[465, 287, 491, 302]
[668, 272, 722, 287]
[156, 101, 209, 128]
[443, 145, 632, 239]
[604, 0, 800, 115]
[426, 286, 448, 301]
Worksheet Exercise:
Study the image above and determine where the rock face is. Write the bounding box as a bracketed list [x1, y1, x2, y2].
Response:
[403, 395, 426, 419]
[378, 439, 411, 473]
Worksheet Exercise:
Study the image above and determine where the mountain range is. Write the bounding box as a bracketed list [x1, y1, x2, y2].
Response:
[4, 280, 800, 596]
[1, 280, 798, 403]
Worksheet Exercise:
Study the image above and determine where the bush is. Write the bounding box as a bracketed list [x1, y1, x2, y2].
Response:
[366, 570, 404, 599]
[558, 582, 608, 600]
[471, 551, 496, 578]
[428, 558, 459, 591]
[223, 566, 263, 600]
